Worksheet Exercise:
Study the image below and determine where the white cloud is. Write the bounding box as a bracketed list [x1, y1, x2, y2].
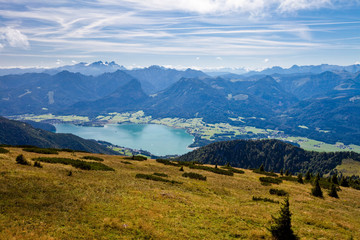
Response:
[196, 57, 200, 60]
[355, 61, 360, 65]
[216, 57, 223, 60]
[2, 28, 30, 49]
[264, 58, 269, 62]
[56, 59, 63, 65]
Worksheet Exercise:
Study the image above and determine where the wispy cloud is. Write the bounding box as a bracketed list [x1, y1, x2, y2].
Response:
[0, 0, 359, 68]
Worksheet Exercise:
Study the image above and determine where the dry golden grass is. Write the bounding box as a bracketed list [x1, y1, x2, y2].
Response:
[0, 147, 359, 239]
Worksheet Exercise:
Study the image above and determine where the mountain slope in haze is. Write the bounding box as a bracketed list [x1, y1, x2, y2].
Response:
[0, 117, 117, 154]
[245, 64, 360, 76]
[176, 139, 360, 175]
[68, 79, 149, 115]
[0, 70, 136, 115]
[125, 65, 209, 94]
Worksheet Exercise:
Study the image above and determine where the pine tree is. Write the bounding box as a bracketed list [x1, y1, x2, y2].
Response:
[280, 168, 284, 176]
[311, 178, 323, 198]
[331, 174, 339, 185]
[259, 164, 264, 172]
[285, 170, 290, 176]
[328, 184, 339, 198]
[297, 173, 304, 184]
[340, 177, 349, 187]
[304, 171, 311, 181]
[268, 198, 298, 240]
[179, 166, 184, 172]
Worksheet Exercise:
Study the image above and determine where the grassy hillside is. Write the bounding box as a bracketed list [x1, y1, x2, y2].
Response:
[1, 147, 360, 239]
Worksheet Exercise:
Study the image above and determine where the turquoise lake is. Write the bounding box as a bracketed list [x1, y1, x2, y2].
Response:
[55, 123, 194, 156]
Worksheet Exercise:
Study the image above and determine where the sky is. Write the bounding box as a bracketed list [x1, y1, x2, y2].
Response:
[0, 0, 360, 70]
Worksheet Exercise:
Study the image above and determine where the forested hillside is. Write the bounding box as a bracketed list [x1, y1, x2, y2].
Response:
[176, 139, 360, 175]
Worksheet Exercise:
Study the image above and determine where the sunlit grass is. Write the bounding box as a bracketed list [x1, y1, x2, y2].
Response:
[0, 147, 359, 239]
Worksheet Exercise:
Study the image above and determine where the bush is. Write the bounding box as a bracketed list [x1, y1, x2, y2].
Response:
[33, 161, 43, 168]
[268, 198, 298, 240]
[182, 172, 207, 181]
[252, 196, 279, 204]
[189, 164, 233, 176]
[259, 177, 282, 185]
[23, 147, 58, 154]
[32, 157, 114, 171]
[153, 172, 168, 177]
[135, 173, 181, 184]
[179, 166, 184, 171]
[125, 155, 147, 161]
[270, 189, 288, 196]
[67, 170, 73, 176]
[0, 147, 9, 154]
[16, 154, 30, 165]
[82, 156, 104, 161]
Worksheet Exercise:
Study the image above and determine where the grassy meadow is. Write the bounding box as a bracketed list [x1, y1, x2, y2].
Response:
[1, 147, 360, 239]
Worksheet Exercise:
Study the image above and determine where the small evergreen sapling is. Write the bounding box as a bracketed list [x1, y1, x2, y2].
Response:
[340, 177, 349, 187]
[311, 178, 323, 198]
[331, 174, 339, 185]
[259, 164, 264, 172]
[268, 198, 298, 240]
[297, 173, 304, 184]
[328, 184, 339, 198]
[304, 171, 311, 181]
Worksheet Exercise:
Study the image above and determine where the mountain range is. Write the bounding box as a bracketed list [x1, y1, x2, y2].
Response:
[1, 63, 360, 147]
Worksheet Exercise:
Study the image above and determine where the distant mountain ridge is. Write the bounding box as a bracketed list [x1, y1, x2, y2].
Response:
[245, 64, 360, 76]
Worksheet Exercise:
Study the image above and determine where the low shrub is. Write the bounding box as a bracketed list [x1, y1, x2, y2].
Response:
[156, 159, 178, 166]
[32, 157, 114, 171]
[253, 169, 278, 177]
[16, 154, 30, 165]
[125, 155, 147, 161]
[221, 166, 245, 174]
[81, 156, 104, 161]
[0, 147, 9, 154]
[252, 196, 279, 204]
[23, 147, 59, 154]
[259, 177, 282, 185]
[135, 173, 181, 184]
[182, 172, 207, 181]
[33, 161, 43, 168]
[189, 164, 233, 176]
[153, 172, 168, 177]
[269, 188, 288, 196]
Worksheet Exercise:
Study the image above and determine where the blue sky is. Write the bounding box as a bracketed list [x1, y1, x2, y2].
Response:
[0, 0, 360, 70]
